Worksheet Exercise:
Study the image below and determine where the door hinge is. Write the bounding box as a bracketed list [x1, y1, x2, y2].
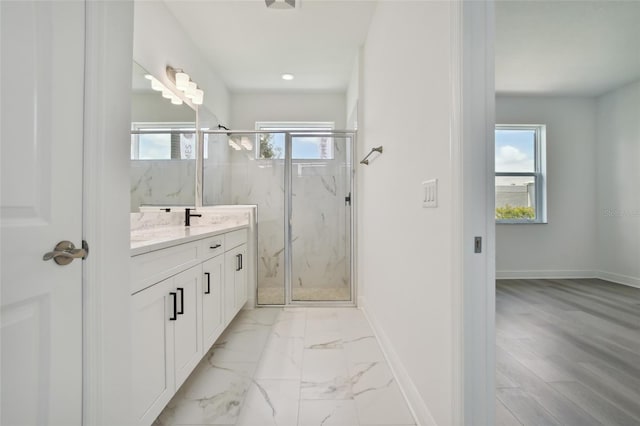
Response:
[345, 192, 351, 206]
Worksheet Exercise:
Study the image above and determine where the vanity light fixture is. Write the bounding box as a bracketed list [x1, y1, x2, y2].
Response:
[145, 74, 183, 105]
[281, 73, 294, 81]
[167, 66, 205, 106]
[240, 137, 253, 150]
[228, 139, 242, 151]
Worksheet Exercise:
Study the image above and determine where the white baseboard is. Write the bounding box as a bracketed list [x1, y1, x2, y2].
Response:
[595, 270, 640, 289]
[359, 298, 437, 426]
[496, 270, 596, 280]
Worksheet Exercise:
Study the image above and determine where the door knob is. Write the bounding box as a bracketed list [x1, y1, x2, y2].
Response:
[43, 240, 88, 265]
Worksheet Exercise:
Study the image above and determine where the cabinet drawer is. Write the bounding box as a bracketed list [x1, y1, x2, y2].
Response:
[131, 242, 200, 294]
[199, 235, 225, 261]
[225, 228, 247, 250]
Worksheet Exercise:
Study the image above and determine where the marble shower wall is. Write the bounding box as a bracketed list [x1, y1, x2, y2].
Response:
[291, 145, 350, 292]
[203, 134, 233, 206]
[131, 160, 196, 211]
[131, 134, 234, 211]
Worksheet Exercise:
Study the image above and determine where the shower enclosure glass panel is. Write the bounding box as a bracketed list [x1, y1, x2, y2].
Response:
[201, 130, 353, 305]
[290, 134, 353, 302]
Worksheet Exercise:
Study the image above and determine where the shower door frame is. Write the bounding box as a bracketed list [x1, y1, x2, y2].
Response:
[283, 130, 357, 307]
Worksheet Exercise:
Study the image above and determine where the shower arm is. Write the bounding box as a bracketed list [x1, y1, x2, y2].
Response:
[360, 146, 383, 165]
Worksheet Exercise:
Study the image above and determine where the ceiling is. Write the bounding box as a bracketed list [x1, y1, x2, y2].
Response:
[162, 1, 640, 96]
[163, 0, 377, 92]
[496, 0, 640, 96]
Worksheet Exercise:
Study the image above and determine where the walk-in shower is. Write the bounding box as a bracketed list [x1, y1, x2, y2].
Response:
[202, 130, 355, 305]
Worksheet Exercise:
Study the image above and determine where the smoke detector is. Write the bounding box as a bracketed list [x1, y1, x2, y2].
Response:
[265, 0, 296, 9]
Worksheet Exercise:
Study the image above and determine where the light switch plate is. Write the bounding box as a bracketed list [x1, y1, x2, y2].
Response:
[422, 179, 438, 208]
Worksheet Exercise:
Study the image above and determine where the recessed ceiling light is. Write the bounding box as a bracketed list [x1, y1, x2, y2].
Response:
[282, 73, 294, 81]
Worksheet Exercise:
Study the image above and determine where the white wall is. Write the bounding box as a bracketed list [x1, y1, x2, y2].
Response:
[230, 92, 346, 129]
[359, 2, 455, 424]
[133, 1, 230, 125]
[346, 50, 362, 130]
[495, 96, 598, 278]
[596, 80, 640, 287]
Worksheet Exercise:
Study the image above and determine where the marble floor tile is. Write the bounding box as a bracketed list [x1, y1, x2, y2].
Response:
[156, 361, 256, 426]
[350, 362, 415, 426]
[154, 307, 417, 426]
[271, 309, 307, 338]
[234, 307, 282, 327]
[235, 379, 300, 426]
[208, 325, 271, 364]
[304, 326, 344, 350]
[254, 333, 305, 380]
[343, 335, 385, 365]
[298, 399, 360, 426]
[301, 349, 353, 400]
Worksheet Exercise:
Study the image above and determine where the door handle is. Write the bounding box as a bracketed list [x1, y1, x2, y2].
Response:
[176, 287, 184, 315]
[169, 292, 177, 321]
[236, 254, 242, 271]
[204, 272, 211, 294]
[43, 240, 88, 265]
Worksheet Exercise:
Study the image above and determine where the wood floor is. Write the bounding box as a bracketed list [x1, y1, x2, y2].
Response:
[496, 278, 640, 426]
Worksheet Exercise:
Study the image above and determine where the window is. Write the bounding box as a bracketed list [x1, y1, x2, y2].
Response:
[255, 122, 334, 160]
[130, 122, 205, 160]
[495, 124, 546, 223]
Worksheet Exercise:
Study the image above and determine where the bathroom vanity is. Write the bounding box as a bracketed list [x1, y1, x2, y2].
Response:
[130, 208, 255, 426]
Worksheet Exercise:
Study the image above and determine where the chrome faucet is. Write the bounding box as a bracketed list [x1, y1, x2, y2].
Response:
[184, 208, 202, 226]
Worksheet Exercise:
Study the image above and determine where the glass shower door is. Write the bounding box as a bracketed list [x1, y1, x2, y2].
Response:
[289, 133, 353, 302]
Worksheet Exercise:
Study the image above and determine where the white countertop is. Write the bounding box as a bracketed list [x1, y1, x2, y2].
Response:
[131, 223, 248, 256]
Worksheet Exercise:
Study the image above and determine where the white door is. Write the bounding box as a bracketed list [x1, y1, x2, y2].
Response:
[1, 1, 85, 424]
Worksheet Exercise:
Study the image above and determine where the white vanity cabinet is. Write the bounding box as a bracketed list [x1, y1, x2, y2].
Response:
[223, 229, 248, 324]
[131, 225, 250, 426]
[131, 266, 202, 426]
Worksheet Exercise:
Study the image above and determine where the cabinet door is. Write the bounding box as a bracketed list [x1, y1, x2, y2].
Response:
[132, 278, 175, 426]
[224, 244, 248, 325]
[173, 266, 203, 389]
[202, 255, 224, 350]
[234, 244, 248, 312]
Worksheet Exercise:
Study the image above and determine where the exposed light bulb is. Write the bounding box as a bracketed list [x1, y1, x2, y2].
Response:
[240, 137, 253, 150]
[228, 140, 241, 151]
[170, 96, 183, 105]
[192, 89, 204, 105]
[175, 71, 190, 91]
[185, 81, 197, 99]
[150, 78, 164, 91]
[161, 89, 173, 99]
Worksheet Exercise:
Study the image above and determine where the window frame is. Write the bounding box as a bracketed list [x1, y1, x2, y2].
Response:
[495, 124, 547, 224]
[254, 121, 335, 160]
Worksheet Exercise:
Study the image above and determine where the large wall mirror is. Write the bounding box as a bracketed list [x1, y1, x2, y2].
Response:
[130, 61, 197, 212]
